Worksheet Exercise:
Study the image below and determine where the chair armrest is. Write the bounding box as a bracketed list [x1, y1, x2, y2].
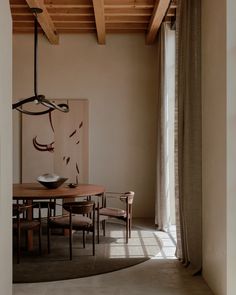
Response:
[102, 191, 134, 207]
[101, 192, 126, 208]
[106, 192, 134, 200]
[105, 192, 125, 199]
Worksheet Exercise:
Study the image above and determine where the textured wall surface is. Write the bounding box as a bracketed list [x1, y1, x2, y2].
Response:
[0, 1, 12, 294]
[202, 0, 227, 293]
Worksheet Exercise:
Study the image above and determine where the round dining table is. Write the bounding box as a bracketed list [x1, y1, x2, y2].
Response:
[13, 183, 105, 250]
[13, 183, 105, 200]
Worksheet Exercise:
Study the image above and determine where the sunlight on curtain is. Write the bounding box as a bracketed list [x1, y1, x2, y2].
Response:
[155, 23, 176, 232]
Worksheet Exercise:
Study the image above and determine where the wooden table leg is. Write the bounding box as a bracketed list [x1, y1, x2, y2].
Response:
[27, 230, 34, 250]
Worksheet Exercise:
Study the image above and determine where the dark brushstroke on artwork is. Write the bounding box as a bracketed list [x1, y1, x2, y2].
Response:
[76, 162, 80, 175]
[66, 157, 70, 165]
[33, 136, 54, 152]
[69, 130, 77, 138]
[49, 111, 55, 133]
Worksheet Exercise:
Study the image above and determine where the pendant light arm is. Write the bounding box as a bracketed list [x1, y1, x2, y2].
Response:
[40, 99, 69, 112]
[12, 95, 38, 110]
[15, 107, 53, 116]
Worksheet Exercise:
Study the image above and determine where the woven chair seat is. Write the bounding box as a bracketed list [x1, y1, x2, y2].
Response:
[49, 215, 92, 229]
[13, 219, 40, 230]
[99, 207, 126, 218]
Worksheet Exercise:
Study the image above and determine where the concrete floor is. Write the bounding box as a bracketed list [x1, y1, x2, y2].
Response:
[13, 219, 213, 295]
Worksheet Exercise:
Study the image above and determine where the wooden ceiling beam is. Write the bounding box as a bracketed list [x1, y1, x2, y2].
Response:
[10, 0, 91, 5]
[11, 7, 94, 15]
[92, 0, 106, 44]
[11, 7, 153, 16]
[25, 0, 59, 44]
[105, 15, 150, 22]
[105, 7, 152, 15]
[13, 21, 96, 29]
[105, 0, 154, 5]
[146, 0, 171, 44]
[13, 27, 146, 34]
[13, 14, 150, 23]
[12, 14, 95, 22]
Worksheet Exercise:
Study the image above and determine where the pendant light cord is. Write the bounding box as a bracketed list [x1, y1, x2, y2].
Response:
[34, 14, 38, 100]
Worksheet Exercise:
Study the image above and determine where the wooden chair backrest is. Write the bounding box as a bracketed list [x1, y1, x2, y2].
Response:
[63, 201, 94, 215]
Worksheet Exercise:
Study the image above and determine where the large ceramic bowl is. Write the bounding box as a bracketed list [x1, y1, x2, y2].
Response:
[37, 173, 68, 189]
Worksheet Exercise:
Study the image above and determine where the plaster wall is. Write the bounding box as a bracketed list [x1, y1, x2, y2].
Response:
[0, 1, 12, 294]
[202, 0, 236, 293]
[202, 0, 227, 293]
[227, 0, 236, 293]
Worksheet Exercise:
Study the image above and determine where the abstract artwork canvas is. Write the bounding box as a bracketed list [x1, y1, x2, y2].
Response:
[21, 99, 89, 184]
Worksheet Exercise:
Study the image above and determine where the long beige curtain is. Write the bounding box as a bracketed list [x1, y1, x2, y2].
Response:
[175, 0, 202, 272]
[155, 23, 175, 231]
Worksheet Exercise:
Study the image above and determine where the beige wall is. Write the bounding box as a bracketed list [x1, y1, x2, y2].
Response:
[227, 0, 236, 294]
[13, 34, 158, 217]
[0, 1, 12, 294]
[202, 0, 236, 294]
[202, 0, 227, 294]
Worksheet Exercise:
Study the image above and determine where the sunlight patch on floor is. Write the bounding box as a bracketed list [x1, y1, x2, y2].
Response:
[106, 224, 177, 259]
[152, 225, 177, 260]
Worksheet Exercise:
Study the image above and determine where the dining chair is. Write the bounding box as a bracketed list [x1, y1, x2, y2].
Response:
[47, 201, 95, 260]
[12, 202, 42, 264]
[98, 191, 135, 243]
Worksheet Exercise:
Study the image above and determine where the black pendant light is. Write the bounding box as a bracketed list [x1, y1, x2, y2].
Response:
[12, 8, 69, 115]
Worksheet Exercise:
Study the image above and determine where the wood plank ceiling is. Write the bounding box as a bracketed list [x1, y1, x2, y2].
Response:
[10, 0, 177, 45]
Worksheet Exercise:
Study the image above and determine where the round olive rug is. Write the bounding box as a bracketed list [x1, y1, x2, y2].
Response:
[13, 221, 162, 283]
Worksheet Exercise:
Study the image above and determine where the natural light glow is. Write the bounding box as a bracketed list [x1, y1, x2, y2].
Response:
[106, 223, 177, 260]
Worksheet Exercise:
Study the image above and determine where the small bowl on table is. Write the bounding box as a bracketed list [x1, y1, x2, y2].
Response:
[68, 183, 78, 188]
[37, 174, 68, 189]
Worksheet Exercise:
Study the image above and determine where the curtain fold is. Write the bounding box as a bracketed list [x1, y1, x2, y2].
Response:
[175, 0, 202, 272]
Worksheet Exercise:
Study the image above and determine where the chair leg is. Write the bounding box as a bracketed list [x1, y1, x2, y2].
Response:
[53, 200, 56, 217]
[102, 220, 106, 237]
[83, 230, 86, 248]
[126, 219, 129, 244]
[38, 225, 42, 256]
[47, 227, 51, 254]
[25, 230, 28, 249]
[69, 228, 72, 260]
[129, 206, 133, 238]
[97, 205, 100, 244]
[92, 229, 95, 256]
[17, 229, 20, 264]
[129, 217, 132, 238]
